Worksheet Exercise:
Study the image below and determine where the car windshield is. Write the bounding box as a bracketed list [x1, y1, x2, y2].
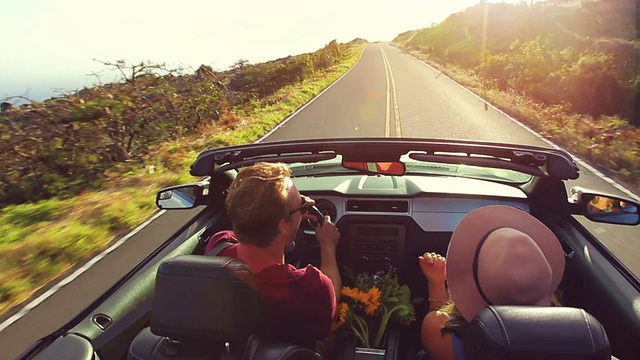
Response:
[287, 155, 532, 184]
[404, 161, 532, 183]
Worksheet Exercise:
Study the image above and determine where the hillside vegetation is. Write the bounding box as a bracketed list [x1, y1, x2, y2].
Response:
[393, 0, 639, 192]
[0, 39, 365, 316]
[1, 39, 364, 206]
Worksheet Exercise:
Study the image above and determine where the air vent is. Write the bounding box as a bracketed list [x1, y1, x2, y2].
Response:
[346, 200, 409, 213]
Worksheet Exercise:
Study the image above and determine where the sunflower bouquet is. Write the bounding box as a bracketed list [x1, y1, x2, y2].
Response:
[331, 266, 419, 349]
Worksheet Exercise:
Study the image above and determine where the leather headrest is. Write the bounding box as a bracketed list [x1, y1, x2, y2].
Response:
[464, 306, 610, 360]
[150, 255, 258, 342]
[242, 335, 322, 360]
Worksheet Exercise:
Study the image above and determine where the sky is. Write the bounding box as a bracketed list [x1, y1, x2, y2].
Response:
[0, 0, 508, 102]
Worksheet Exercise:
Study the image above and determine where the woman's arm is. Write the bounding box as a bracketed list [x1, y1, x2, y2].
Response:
[419, 252, 449, 310]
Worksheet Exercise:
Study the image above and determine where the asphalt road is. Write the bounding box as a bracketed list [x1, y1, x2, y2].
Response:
[265, 43, 640, 276]
[2, 42, 639, 359]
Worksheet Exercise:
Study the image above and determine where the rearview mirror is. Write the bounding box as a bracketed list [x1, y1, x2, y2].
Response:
[570, 187, 640, 226]
[342, 161, 405, 176]
[156, 181, 209, 210]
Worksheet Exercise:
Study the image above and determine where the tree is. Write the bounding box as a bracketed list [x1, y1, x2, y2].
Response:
[92, 59, 182, 83]
[232, 59, 250, 70]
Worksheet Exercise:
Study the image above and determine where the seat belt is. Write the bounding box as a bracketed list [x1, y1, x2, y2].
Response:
[205, 241, 235, 256]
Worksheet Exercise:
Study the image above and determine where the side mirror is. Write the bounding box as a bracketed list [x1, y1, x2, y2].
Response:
[570, 186, 640, 226]
[156, 181, 209, 210]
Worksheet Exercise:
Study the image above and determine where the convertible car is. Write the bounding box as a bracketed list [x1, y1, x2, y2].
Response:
[20, 138, 640, 360]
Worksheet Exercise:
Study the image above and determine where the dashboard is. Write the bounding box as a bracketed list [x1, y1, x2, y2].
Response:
[308, 195, 529, 232]
[291, 174, 530, 276]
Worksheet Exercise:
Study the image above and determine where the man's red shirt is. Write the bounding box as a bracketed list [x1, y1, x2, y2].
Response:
[205, 230, 336, 348]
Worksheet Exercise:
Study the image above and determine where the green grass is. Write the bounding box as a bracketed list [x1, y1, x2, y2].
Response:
[0, 201, 62, 245]
[0, 279, 30, 303]
[1, 201, 60, 230]
[0, 44, 365, 317]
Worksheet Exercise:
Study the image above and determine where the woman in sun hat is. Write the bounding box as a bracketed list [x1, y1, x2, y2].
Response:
[417, 205, 566, 360]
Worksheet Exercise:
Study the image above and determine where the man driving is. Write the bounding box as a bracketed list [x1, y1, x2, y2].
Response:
[205, 162, 342, 349]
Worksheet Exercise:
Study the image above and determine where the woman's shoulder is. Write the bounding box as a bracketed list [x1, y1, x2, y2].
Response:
[423, 310, 450, 332]
[421, 311, 455, 360]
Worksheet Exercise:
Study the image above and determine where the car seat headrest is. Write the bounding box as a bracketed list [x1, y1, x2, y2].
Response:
[150, 255, 258, 342]
[464, 306, 610, 360]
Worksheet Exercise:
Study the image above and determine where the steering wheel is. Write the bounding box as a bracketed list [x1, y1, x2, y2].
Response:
[306, 205, 325, 228]
[285, 205, 326, 267]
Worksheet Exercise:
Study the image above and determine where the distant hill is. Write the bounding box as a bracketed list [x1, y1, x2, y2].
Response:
[393, 0, 638, 124]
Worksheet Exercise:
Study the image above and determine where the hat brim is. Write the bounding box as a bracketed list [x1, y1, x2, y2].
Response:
[445, 205, 565, 322]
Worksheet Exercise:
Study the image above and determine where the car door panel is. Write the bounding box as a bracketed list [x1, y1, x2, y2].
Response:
[553, 217, 640, 359]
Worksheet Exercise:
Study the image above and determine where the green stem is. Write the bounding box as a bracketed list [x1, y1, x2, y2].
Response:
[351, 325, 368, 348]
[363, 318, 370, 347]
[373, 306, 402, 349]
[353, 315, 370, 348]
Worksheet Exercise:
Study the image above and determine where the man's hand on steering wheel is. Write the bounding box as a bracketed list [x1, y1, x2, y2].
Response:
[315, 216, 340, 249]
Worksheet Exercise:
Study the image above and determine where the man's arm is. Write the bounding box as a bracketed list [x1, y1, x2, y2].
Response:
[320, 245, 341, 305]
[315, 216, 341, 305]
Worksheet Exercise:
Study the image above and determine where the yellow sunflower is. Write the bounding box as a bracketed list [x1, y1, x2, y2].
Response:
[364, 287, 381, 315]
[331, 302, 349, 331]
[341, 286, 359, 299]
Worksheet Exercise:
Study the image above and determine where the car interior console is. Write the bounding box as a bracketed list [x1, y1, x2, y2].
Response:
[345, 223, 406, 274]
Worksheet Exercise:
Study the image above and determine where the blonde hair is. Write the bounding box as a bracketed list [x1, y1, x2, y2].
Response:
[225, 162, 293, 247]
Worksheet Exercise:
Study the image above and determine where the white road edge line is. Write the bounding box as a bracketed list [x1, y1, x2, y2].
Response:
[0, 209, 167, 333]
[408, 49, 640, 202]
[257, 47, 366, 143]
[0, 46, 367, 334]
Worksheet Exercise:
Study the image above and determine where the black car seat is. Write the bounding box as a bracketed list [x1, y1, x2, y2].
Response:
[128, 255, 320, 360]
[463, 306, 611, 360]
[242, 335, 321, 360]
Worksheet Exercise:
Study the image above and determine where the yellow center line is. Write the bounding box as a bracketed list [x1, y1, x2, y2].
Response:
[381, 48, 391, 137]
[388, 54, 402, 137]
[380, 48, 402, 137]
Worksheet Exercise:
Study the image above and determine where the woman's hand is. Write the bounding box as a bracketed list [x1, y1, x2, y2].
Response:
[418, 252, 446, 285]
